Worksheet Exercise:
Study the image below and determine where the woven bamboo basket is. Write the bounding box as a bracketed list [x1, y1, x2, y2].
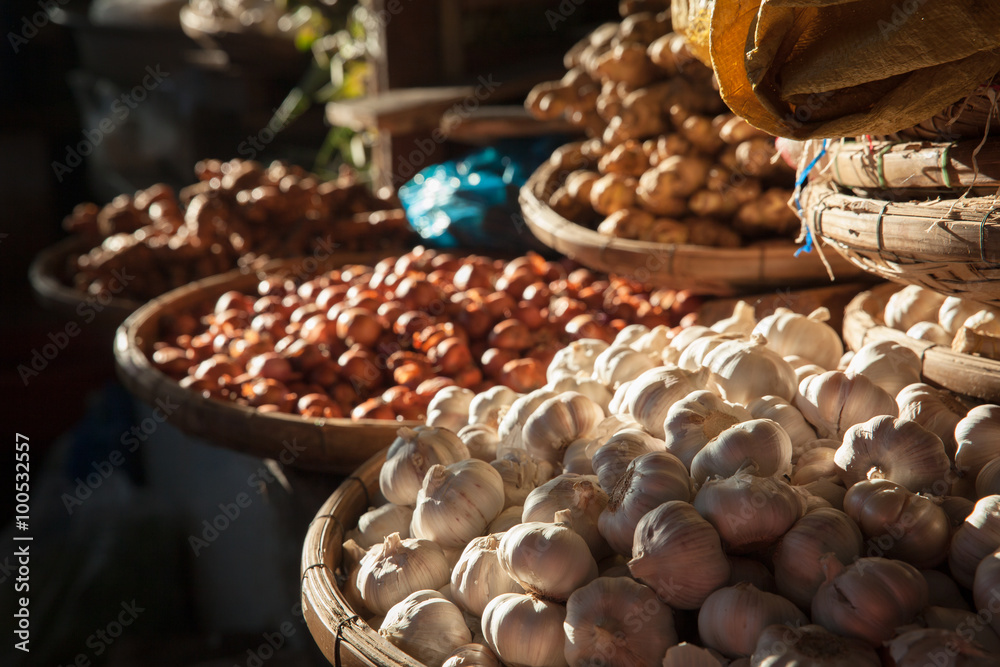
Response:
[799, 178, 1000, 309]
[114, 253, 419, 473]
[520, 152, 868, 296]
[29, 235, 140, 332]
[301, 449, 424, 667]
[843, 282, 1000, 402]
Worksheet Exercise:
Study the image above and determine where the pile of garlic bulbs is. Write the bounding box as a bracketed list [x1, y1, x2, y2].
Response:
[881, 285, 1000, 361]
[338, 303, 1000, 667]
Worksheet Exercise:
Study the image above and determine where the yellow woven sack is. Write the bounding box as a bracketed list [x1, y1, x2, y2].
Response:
[673, 0, 1000, 139]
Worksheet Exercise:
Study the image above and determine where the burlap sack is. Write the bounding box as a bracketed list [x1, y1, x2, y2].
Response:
[672, 0, 1000, 139]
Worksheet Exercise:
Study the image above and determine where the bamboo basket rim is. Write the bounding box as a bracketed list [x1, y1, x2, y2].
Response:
[301, 448, 427, 667]
[519, 146, 867, 295]
[843, 282, 1000, 402]
[113, 253, 420, 473]
[29, 234, 141, 325]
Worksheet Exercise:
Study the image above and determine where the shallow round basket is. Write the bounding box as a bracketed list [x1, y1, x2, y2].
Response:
[29, 235, 141, 334]
[519, 153, 867, 296]
[800, 179, 1000, 309]
[843, 282, 1000, 402]
[114, 253, 419, 473]
[301, 449, 424, 667]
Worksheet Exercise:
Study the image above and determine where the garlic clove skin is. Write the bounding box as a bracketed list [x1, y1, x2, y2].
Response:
[710, 301, 758, 336]
[411, 460, 505, 549]
[481, 593, 567, 667]
[884, 284, 947, 332]
[547, 339, 610, 384]
[922, 569, 971, 611]
[975, 458, 1000, 498]
[496, 389, 557, 456]
[497, 519, 598, 601]
[974, 549, 1000, 638]
[843, 478, 951, 568]
[630, 324, 672, 363]
[357, 532, 453, 615]
[629, 500, 731, 610]
[885, 628, 996, 667]
[835, 415, 951, 493]
[704, 333, 798, 405]
[624, 365, 710, 438]
[801, 479, 847, 511]
[491, 451, 547, 510]
[793, 363, 826, 385]
[727, 557, 776, 593]
[810, 555, 928, 646]
[341, 539, 373, 618]
[598, 450, 692, 556]
[613, 323, 651, 348]
[662, 643, 725, 667]
[906, 321, 953, 345]
[662, 390, 752, 470]
[443, 643, 500, 667]
[948, 494, 1000, 589]
[689, 418, 793, 484]
[609, 380, 633, 415]
[560, 437, 595, 475]
[795, 370, 899, 441]
[458, 423, 501, 462]
[450, 533, 524, 617]
[954, 404, 1000, 483]
[522, 391, 606, 464]
[547, 375, 614, 413]
[591, 427, 665, 493]
[904, 605, 1000, 653]
[676, 332, 743, 373]
[469, 386, 520, 430]
[591, 344, 658, 392]
[790, 446, 838, 485]
[347, 503, 414, 549]
[380, 426, 471, 506]
[380, 590, 473, 667]
[896, 383, 968, 461]
[663, 325, 714, 364]
[749, 623, 880, 667]
[564, 576, 677, 667]
[693, 470, 806, 554]
[745, 395, 817, 461]
[772, 507, 863, 610]
[752, 306, 843, 371]
[963, 309, 1000, 335]
[845, 340, 922, 398]
[522, 473, 610, 559]
[939, 296, 991, 336]
[697, 583, 807, 658]
[486, 505, 522, 534]
[428, 387, 477, 432]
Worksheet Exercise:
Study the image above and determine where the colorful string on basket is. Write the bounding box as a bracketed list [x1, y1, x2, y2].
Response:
[794, 139, 829, 256]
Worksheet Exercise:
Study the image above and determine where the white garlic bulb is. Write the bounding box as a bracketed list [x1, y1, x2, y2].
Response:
[676, 333, 737, 373]
[380, 427, 471, 506]
[728, 557, 776, 592]
[752, 306, 843, 370]
[613, 323, 650, 347]
[902, 606, 1000, 653]
[710, 301, 757, 336]
[963, 309, 1000, 335]
[811, 556, 928, 646]
[442, 643, 500, 667]
[486, 506, 522, 534]
[608, 380, 632, 415]
[802, 479, 847, 511]
[974, 549, 1000, 638]
[843, 478, 951, 568]
[949, 494, 1000, 589]
[547, 339, 609, 383]
[922, 570, 971, 611]
[450, 534, 524, 617]
[772, 507, 863, 610]
[427, 387, 477, 432]
[906, 321, 953, 345]
[976, 458, 1000, 498]
[341, 539, 372, 617]
[481, 593, 567, 667]
[835, 415, 950, 493]
[896, 383, 967, 460]
[793, 363, 826, 385]
[745, 395, 817, 460]
[790, 446, 838, 485]
[630, 324, 672, 361]
[662, 644, 725, 667]
[704, 334, 798, 405]
[663, 325, 713, 363]
[411, 460, 505, 549]
[522, 474, 609, 559]
[491, 450, 551, 510]
[885, 628, 996, 667]
[592, 344, 657, 391]
[750, 624, 880, 667]
[497, 517, 598, 601]
[795, 370, 898, 441]
[347, 503, 414, 549]
[591, 427, 664, 493]
[547, 375, 614, 413]
[845, 340, 922, 398]
[629, 500, 731, 609]
[662, 390, 752, 469]
[469, 386, 520, 429]
[380, 590, 472, 667]
[697, 583, 806, 658]
[522, 392, 605, 464]
[496, 389, 557, 455]
[564, 577, 677, 667]
[561, 437, 595, 476]
[954, 404, 1000, 482]
[356, 533, 452, 614]
[693, 469, 805, 553]
[884, 285, 946, 332]
[624, 365, 710, 438]
[689, 419, 793, 484]
[458, 423, 501, 462]
[939, 297, 988, 335]
[598, 451, 692, 555]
